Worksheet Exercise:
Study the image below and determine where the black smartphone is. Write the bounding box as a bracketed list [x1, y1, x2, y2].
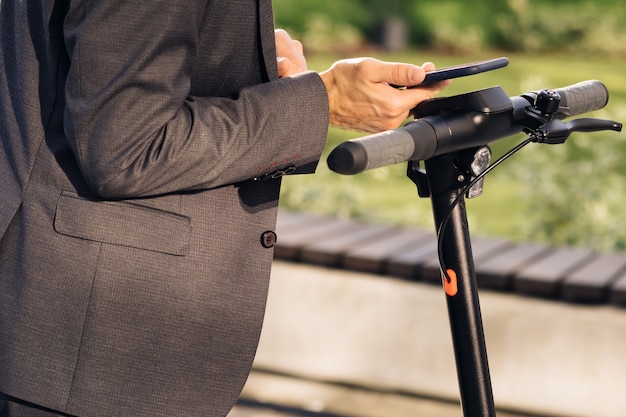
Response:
[402, 57, 509, 88]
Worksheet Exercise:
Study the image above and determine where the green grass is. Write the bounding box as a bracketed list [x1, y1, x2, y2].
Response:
[279, 51, 626, 250]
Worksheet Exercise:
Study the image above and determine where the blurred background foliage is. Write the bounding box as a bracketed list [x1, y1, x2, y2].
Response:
[273, 0, 626, 55]
[274, 0, 626, 252]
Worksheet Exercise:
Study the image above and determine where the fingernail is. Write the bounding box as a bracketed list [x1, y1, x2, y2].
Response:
[409, 67, 422, 83]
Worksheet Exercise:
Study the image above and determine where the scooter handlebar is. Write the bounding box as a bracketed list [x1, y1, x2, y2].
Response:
[327, 80, 610, 175]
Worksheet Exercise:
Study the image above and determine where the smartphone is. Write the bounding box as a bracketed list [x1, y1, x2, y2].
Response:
[401, 57, 509, 88]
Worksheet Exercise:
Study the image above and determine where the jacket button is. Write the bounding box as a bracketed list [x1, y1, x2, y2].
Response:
[260, 231, 277, 248]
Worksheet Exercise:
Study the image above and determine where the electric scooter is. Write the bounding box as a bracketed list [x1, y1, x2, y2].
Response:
[327, 67, 623, 417]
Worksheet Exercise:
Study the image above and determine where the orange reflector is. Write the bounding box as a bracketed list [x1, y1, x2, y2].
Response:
[444, 269, 458, 297]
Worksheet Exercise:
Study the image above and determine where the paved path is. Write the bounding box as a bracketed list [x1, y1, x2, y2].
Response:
[228, 371, 542, 417]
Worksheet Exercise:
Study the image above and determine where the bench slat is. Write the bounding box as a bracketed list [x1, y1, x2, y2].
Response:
[386, 235, 438, 280]
[476, 243, 549, 290]
[343, 229, 432, 274]
[513, 247, 596, 297]
[610, 271, 626, 306]
[562, 253, 626, 303]
[300, 223, 395, 267]
[275, 215, 354, 260]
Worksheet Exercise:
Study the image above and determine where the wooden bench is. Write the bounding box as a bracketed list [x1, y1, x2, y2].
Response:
[275, 210, 626, 307]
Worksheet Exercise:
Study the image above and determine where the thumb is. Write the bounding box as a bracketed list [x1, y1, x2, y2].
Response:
[377, 62, 426, 87]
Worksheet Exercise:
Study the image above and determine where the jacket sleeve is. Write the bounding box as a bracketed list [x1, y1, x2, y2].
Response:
[62, 0, 329, 199]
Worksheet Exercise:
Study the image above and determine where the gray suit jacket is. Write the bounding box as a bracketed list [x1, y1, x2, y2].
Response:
[0, 1, 328, 416]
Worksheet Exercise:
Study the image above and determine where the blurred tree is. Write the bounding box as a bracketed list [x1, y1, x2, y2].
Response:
[365, 0, 408, 51]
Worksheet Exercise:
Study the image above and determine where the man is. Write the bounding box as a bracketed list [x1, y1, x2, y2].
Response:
[0, 1, 447, 416]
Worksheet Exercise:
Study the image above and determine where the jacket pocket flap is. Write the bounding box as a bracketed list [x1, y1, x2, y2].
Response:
[54, 192, 190, 256]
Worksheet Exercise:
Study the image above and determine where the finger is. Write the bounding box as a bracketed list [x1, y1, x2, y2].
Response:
[275, 29, 299, 56]
[431, 79, 453, 91]
[291, 39, 304, 55]
[274, 28, 290, 42]
[381, 80, 448, 117]
[277, 57, 290, 77]
[422, 61, 437, 72]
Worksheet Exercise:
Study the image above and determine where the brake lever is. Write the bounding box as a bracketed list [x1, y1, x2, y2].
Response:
[531, 118, 622, 144]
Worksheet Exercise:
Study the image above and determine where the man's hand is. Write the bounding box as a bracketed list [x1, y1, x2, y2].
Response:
[275, 29, 307, 77]
[320, 58, 450, 133]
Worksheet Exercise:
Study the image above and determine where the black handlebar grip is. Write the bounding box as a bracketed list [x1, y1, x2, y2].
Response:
[553, 80, 609, 118]
[327, 119, 438, 174]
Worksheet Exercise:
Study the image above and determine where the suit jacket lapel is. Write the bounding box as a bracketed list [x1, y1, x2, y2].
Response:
[258, 0, 278, 81]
